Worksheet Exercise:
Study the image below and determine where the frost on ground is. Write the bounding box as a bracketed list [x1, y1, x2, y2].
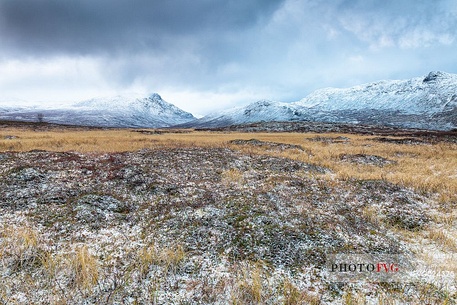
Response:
[0, 148, 454, 304]
[339, 154, 397, 167]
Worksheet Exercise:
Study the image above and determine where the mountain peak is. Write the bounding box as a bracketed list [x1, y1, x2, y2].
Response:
[185, 71, 457, 130]
[0, 93, 195, 128]
[423, 71, 449, 83]
[148, 93, 163, 100]
[247, 100, 274, 108]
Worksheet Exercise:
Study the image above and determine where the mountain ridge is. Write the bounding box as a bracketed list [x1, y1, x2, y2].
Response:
[182, 71, 457, 130]
[1, 71, 456, 130]
[0, 93, 195, 128]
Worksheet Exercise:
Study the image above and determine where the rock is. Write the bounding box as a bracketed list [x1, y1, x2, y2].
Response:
[76, 194, 128, 213]
[74, 195, 129, 228]
[229, 138, 305, 151]
[13, 168, 45, 182]
[3, 135, 18, 139]
[423, 71, 445, 83]
[339, 154, 397, 167]
[308, 136, 350, 143]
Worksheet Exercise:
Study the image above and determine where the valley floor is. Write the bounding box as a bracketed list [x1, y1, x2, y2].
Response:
[0, 123, 456, 304]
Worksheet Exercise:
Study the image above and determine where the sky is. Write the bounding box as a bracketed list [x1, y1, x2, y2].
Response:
[0, 0, 456, 116]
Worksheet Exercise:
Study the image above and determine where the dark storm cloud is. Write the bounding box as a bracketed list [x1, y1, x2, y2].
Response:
[0, 0, 284, 55]
[0, 0, 456, 113]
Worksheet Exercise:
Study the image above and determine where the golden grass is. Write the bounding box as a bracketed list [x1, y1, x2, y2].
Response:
[17, 226, 39, 249]
[40, 250, 60, 281]
[137, 242, 186, 276]
[343, 291, 359, 305]
[282, 279, 320, 305]
[1, 128, 456, 208]
[433, 213, 456, 227]
[427, 229, 457, 251]
[232, 263, 265, 304]
[0, 224, 42, 270]
[361, 205, 382, 226]
[137, 243, 159, 278]
[222, 168, 245, 186]
[161, 244, 186, 271]
[70, 245, 99, 290]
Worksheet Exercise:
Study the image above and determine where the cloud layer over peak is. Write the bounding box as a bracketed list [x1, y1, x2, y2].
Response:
[0, 0, 456, 115]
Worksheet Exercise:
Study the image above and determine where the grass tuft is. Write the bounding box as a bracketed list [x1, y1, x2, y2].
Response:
[69, 245, 99, 290]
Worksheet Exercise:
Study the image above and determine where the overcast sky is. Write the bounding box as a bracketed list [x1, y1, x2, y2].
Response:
[0, 0, 456, 115]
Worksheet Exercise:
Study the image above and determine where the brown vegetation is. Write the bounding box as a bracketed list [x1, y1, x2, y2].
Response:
[0, 123, 456, 304]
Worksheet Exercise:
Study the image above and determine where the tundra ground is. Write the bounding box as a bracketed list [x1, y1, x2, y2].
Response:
[0, 122, 456, 304]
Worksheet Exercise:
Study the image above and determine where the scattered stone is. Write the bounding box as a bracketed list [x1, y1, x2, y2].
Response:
[12, 168, 46, 182]
[3, 135, 18, 139]
[132, 129, 163, 135]
[339, 154, 397, 167]
[355, 180, 430, 230]
[372, 137, 426, 145]
[74, 195, 129, 229]
[76, 194, 129, 213]
[0, 153, 9, 161]
[204, 121, 457, 143]
[229, 138, 305, 151]
[308, 136, 350, 143]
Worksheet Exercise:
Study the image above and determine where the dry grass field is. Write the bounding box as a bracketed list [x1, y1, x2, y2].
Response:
[0, 123, 456, 304]
[1, 126, 456, 205]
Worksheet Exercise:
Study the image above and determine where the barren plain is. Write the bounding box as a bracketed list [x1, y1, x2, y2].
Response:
[0, 121, 456, 304]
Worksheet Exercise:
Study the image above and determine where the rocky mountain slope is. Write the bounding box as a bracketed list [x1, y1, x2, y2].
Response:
[181, 100, 307, 128]
[183, 71, 457, 130]
[1, 71, 456, 130]
[0, 93, 195, 128]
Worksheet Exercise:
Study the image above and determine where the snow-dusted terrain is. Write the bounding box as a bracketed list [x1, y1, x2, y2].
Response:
[0, 93, 195, 128]
[184, 71, 457, 130]
[181, 100, 308, 128]
[1, 71, 456, 130]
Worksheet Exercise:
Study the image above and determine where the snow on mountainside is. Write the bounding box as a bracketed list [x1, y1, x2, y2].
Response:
[297, 71, 457, 113]
[0, 94, 195, 128]
[183, 71, 457, 130]
[1, 72, 456, 130]
[180, 100, 308, 128]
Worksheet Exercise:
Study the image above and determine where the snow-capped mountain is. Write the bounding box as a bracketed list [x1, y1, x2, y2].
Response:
[181, 100, 309, 128]
[0, 93, 195, 128]
[183, 71, 457, 130]
[2, 72, 456, 130]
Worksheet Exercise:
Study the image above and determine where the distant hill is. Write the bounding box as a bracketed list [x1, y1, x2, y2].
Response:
[181, 71, 457, 130]
[0, 93, 195, 128]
